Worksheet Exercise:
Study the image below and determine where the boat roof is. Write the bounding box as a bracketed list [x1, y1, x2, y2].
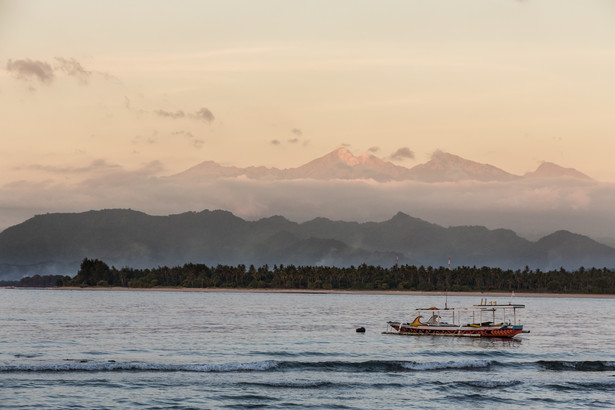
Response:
[415, 304, 525, 313]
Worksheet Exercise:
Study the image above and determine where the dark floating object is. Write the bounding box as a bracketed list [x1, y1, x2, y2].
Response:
[356, 327, 366, 333]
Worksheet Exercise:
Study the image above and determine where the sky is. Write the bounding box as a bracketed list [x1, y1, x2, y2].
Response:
[1, 0, 615, 236]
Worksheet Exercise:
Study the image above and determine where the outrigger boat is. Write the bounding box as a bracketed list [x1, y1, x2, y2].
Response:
[384, 298, 528, 338]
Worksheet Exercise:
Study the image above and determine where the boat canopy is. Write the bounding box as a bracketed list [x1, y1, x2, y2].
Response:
[415, 304, 525, 314]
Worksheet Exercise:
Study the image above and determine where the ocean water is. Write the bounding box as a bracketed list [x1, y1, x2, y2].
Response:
[1, 289, 614, 409]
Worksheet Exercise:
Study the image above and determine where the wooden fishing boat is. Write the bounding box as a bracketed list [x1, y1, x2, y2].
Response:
[383, 299, 528, 338]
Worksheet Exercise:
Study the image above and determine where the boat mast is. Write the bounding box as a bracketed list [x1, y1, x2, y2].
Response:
[445, 257, 450, 310]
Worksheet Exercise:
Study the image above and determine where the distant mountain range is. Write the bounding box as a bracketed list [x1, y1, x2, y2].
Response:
[1, 209, 613, 280]
[171, 147, 592, 182]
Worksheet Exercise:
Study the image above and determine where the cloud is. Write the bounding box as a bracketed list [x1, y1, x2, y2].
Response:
[54, 57, 91, 84]
[6, 59, 54, 83]
[173, 130, 195, 139]
[390, 147, 415, 161]
[154, 107, 215, 123]
[132, 134, 157, 145]
[3, 167, 615, 252]
[155, 109, 186, 119]
[431, 149, 447, 159]
[194, 107, 215, 123]
[193, 140, 205, 148]
[6, 57, 113, 86]
[368, 146, 380, 153]
[270, 130, 309, 146]
[172, 130, 204, 149]
[17, 159, 120, 174]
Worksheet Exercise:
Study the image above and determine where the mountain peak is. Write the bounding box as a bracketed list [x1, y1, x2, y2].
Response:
[325, 147, 379, 167]
[332, 147, 360, 166]
[408, 151, 518, 182]
[524, 162, 591, 180]
[288, 148, 408, 181]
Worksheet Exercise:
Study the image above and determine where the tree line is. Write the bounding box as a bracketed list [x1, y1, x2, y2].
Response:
[11, 258, 615, 294]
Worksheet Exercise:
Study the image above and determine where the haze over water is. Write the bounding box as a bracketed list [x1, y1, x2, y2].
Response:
[2, 289, 614, 408]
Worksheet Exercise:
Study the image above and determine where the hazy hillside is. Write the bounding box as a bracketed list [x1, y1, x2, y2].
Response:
[1, 209, 614, 279]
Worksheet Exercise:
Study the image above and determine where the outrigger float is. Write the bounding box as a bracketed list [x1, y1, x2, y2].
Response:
[384, 298, 529, 338]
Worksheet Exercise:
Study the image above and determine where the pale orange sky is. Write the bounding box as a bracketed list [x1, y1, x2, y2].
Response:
[1, 0, 615, 186]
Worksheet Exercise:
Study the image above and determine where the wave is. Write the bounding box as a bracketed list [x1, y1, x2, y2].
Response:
[0, 359, 492, 373]
[2, 359, 614, 374]
[0, 360, 279, 373]
[457, 380, 523, 389]
[538, 360, 615, 371]
[273, 359, 494, 373]
[250, 350, 340, 358]
[547, 380, 615, 392]
[238, 381, 338, 389]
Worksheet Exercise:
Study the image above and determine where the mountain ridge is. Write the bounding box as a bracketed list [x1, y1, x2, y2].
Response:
[1, 208, 613, 280]
[171, 147, 591, 183]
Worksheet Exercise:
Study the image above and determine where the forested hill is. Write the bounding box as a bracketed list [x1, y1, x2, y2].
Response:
[1, 209, 615, 279]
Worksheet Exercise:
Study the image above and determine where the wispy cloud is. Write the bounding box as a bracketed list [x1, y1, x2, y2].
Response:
[6, 59, 54, 83]
[17, 159, 120, 174]
[54, 57, 91, 84]
[132, 134, 158, 145]
[369, 146, 380, 153]
[270, 128, 309, 147]
[154, 107, 215, 123]
[194, 107, 215, 123]
[155, 109, 186, 119]
[172, 130, 204, 148]
[6, 57, 112, 86]
[390, 147, 415, 161]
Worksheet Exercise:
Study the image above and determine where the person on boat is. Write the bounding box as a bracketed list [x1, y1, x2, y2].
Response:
[425, 314, 440, 325]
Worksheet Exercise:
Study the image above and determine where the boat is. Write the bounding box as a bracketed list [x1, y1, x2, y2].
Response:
[383, 298, 528, 338]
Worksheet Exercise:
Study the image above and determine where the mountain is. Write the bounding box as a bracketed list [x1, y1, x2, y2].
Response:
[407, 151, 518, 182]
[534, 230, 615, 269]
[172, 160, 285, 180]
[523, 162, 591, 180]
[170, 148, 590, 183]
[1, 209, 614, 279]
[172, 147, 410, 182]
[284, 147, 411, 181]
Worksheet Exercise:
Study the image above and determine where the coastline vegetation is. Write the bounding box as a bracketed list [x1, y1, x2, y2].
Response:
[5, 258, 615, 294]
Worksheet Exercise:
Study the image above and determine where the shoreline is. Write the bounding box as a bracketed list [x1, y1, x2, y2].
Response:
[47, 286, 615, 298]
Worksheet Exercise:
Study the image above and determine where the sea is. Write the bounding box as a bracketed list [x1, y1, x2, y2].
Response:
[1, 289, 614, 409]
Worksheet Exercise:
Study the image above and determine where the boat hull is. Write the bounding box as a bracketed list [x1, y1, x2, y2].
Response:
[385, 321, 523, 338]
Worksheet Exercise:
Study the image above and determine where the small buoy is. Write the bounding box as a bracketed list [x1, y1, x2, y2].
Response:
[356, 327, 366, 333]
